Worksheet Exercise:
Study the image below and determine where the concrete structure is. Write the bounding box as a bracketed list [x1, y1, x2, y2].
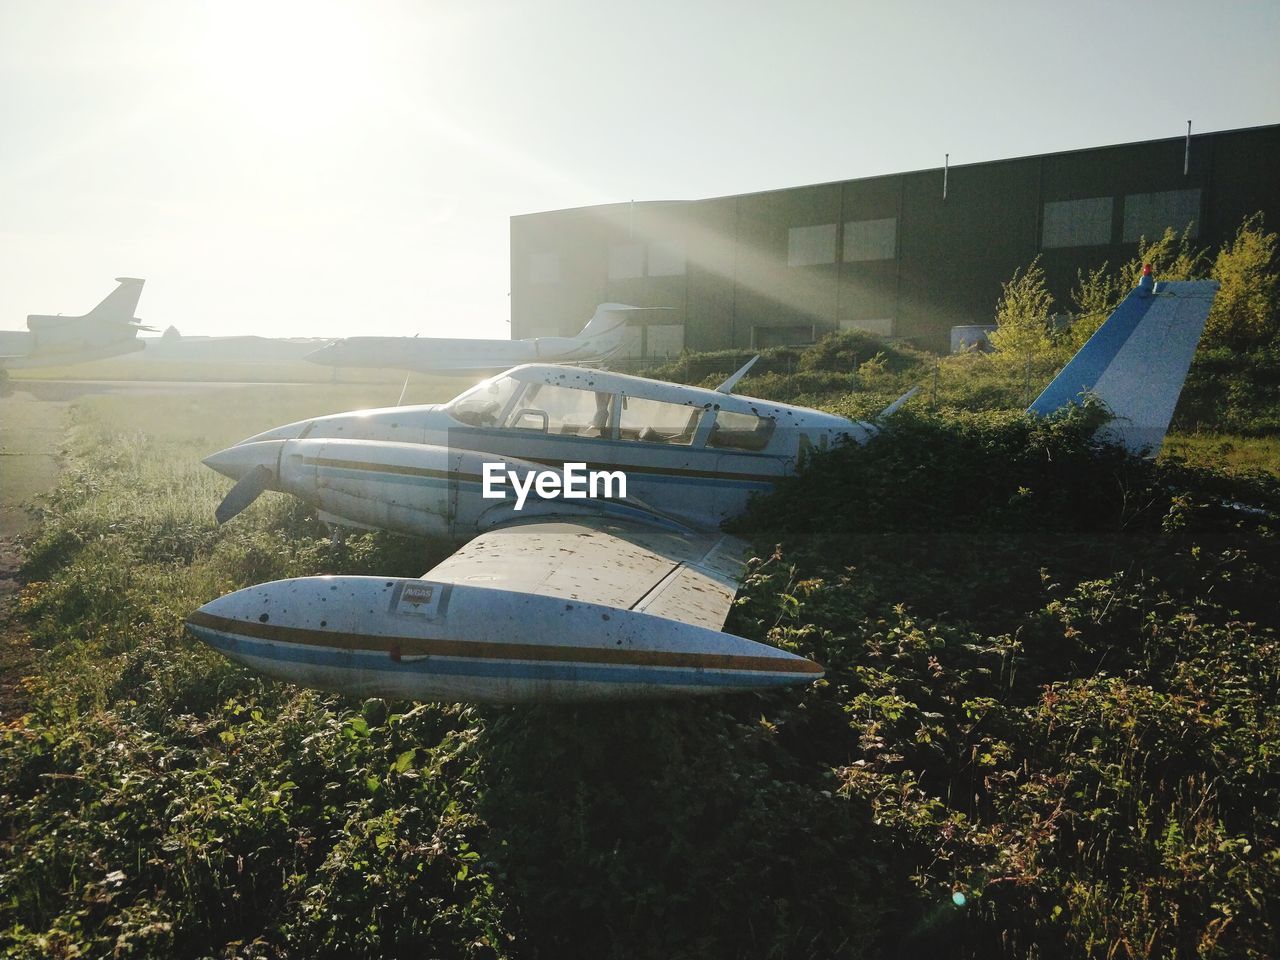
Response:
[510, 123, 1280, 354]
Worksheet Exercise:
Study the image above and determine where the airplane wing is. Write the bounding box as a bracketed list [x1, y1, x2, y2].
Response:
[184, 514, 820, 703]
[424, 517, 750, 631]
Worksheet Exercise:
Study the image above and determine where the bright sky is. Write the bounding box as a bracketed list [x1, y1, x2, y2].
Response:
[1, 0, 1277, 339]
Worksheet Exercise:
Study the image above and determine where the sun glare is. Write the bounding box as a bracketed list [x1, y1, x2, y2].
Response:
[196, 1, 381, 134]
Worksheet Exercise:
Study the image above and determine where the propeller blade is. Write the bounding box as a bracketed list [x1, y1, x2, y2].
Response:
[215, 463, 274, 524]
[875, 386, 920, 421]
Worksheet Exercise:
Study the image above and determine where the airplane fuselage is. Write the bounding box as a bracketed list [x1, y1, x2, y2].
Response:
[1, 278, 148, 369]
[212, 364, 870, 537]
[303, 303, 668, 375]
[306, 334, 625, 375]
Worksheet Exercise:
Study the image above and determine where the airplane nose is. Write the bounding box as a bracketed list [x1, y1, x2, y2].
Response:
[240, 419, 315, 444]
[202, 439, 285, 481]
[303, 343, 341, 366]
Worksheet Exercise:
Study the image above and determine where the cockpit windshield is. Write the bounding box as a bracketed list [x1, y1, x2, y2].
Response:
[446, 375, 522, 427]
[446, 374, 709, 446]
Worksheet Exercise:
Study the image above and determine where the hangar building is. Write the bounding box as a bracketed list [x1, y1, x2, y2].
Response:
[510, 123, 1280, 355]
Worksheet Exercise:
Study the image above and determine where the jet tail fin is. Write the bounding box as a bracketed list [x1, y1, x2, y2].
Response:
[1027, 273, 1218, 455]
[86, 277, 146, 323]
[576, 303, 673, 341]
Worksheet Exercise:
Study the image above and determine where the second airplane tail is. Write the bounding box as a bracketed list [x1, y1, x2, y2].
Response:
[576, 303, 675, 343]
[85, 277, 146, 324]
[1028, 269, 1218, 454]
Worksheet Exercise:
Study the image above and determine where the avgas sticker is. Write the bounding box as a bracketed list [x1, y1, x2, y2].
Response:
[393, 581, 445, 618]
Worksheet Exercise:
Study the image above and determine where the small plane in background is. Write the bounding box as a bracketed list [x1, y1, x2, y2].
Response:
[303, 302, 652, 375]
[0, 278, 152, 369]
[188, 272, 1218, 704]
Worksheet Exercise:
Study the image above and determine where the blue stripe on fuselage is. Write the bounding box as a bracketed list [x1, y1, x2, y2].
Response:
[193, 628, 801, 689]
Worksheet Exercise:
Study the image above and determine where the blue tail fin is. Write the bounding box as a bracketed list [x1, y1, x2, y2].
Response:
[1028, 276, 1218, 455]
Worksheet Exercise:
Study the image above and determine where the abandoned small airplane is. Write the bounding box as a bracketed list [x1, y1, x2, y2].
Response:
[303, 302, 650, 375]
[188, 272, 1218, 703]
[0, 277, 152, 369]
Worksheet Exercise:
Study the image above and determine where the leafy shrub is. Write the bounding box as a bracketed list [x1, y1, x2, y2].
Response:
[1207, 214, 1280, 350]
[988, 257, 1056, 364]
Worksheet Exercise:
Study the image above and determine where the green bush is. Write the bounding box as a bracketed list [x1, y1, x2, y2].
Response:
[988, 257, 1056, 364]
[1207, 214, 1280, 350]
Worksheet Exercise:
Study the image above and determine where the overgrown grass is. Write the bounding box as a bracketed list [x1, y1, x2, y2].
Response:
[1, 363, 1278, 957]
[637, 332, 1280, 474]
[1163, 432, 1280, 476]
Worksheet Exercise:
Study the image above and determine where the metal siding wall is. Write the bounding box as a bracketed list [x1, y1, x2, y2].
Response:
[509, 214, 533, 340]
[1202, 127, 1280, 244]
[509, 126, 1280, 354]
[837, 175, 901, 333]
[595, 203, 689, 331]
[684, 197, 738, 351]
[732, 183, 841, 346]
[897, 159, 1041, 348]
[510, 208, 610, 339]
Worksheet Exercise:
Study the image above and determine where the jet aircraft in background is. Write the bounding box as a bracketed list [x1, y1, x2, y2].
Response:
[0, 278, 152, 369]
[189, 273, 1219, 704]
[304, 302, 653, 375]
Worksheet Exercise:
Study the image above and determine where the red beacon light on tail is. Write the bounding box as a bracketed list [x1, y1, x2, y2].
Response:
[1139, 262, 1155, 294]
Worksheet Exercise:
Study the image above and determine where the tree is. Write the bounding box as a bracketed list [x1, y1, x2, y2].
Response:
[1062, 223, 1208, 349]
[1124, 223, 1206, 284]
[1204, 213, 1279, 349]
[1063, 262, 1124, 351]
[989, 256, 1055, 363]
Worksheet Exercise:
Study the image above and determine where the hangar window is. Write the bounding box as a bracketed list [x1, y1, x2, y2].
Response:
[618, 395, 701, 444]
[1123, 189, 1201, 243]
[645, 323, 685, 358]
[616, 325, 645, 359]
[843, 217, 897, 261]
[839, 317, 893, 337]
[1042, 197, 1113, 248]
[647, 239, 686, 276]
[753, 325, 814, 348]
[708, 410, 776, 452]
[788, 224, 837, 266]
[529, 252, 560, 284]
[608, 244, 645, 279]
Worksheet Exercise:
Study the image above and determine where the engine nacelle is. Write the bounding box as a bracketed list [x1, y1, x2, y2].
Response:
[187, 575, 823, 703]
[278, 439, 543, 541]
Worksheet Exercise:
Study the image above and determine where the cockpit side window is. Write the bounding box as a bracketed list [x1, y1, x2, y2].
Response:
[707, 409, 777, 451]
[503, 383, 617, 437]
[617, 395, 702, 445]
[446, 375, 523, 427]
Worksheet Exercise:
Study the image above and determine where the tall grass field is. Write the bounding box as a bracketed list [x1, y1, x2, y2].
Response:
[1, 351, 1278, 959]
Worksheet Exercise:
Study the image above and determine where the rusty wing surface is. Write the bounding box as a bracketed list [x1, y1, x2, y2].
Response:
[424, 518, 750, 631]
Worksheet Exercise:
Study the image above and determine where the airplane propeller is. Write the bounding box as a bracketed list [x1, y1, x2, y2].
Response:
[875, 386, 920, 421]
[215, 464, 274, 524]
